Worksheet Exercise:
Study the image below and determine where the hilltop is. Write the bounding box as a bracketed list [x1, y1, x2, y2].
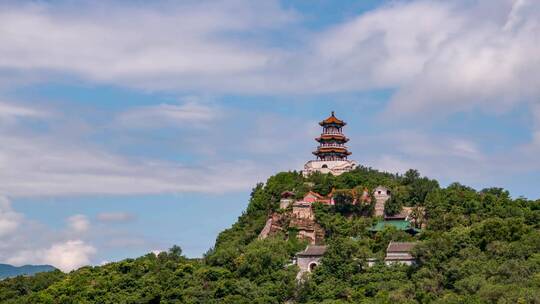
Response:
[0, 166, 539, 303]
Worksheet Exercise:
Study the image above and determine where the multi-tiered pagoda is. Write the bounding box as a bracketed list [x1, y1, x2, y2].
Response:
[303, 112, 357, 176]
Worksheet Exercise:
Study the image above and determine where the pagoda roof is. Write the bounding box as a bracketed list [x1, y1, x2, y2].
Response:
[319, 111, 346, 126]
[316, 134, 349, 142]
[313, 147, 352, 155]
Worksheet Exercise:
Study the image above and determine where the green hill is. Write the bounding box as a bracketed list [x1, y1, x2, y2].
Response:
[1, 167, 539, 303]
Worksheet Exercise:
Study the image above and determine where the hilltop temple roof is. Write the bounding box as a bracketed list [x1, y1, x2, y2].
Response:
[319, 111, 346, 126]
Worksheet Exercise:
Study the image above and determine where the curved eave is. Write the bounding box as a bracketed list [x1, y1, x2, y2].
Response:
[316, 135, 349, 142]
[313, 148, 352, 155]
[319, 121, 346, 127]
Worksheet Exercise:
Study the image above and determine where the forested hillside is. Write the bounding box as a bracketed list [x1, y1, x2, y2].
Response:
[1, 167, 539, 303]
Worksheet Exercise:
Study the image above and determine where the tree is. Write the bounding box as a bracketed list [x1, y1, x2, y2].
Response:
[333, 190, 355, 214]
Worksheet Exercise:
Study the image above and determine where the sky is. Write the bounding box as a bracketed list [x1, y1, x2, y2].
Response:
[0, 0, 540, 272]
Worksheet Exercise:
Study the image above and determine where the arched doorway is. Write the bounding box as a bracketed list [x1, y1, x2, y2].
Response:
[309, 262, 318, 272]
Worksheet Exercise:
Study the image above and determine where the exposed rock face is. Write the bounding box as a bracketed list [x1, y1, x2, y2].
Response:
[258, 202, 325, 244]
[290, 211, 325, 245]
[258, 213, 286, 240]
[258, 217, 274, 240]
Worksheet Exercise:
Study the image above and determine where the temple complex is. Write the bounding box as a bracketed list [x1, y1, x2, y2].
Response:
[303, 112, 357, 176]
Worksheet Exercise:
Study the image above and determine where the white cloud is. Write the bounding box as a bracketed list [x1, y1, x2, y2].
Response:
[358, 131, 488, 174]
[43, 240, 96, 272]
[96, 212, 134, 223]
[116, 101, 219, 129]
[351, 126, 540, 194]
[309, 1, 464, 90]
[0, 197, 97, 271]
[1, 0, 537, 120]
[67, 214, 90, 233]
[0, 129, 265, 197]
[0, 197, 22, 237]
[0, 0, 537, 197]
[0, 1, 295, 91]
[7, 240, 96, 272]
[312, 0, 540, 117]
[0, 102, 44, 118]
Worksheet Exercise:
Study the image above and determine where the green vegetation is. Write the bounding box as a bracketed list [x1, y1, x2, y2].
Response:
[1, 167, 539, 303]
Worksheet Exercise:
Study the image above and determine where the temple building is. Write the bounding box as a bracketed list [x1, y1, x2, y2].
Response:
[303, 112, 357, 176]
[295, 245, 327, 279]
[373, 186, 391, 216]
[384, 242, 417, 266]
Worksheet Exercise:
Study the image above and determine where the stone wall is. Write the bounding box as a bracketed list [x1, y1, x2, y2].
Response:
[303, 159, 357, 176]
[373, 186, 391, 216]
[292, 203, 314, 220]
[279, 198, 293, 209]
[259, 201, 325, 244]
[297, 255, 322, 277]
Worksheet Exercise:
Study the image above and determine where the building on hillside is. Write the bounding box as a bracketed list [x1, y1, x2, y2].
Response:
[406, 206, 427, 229]
[384, 242, 417, 265]
[373, 185, 391, 216]
[301, 191, 333, 205]
[383, 206, 426, 229]
[384, 209, 409, 221]
[369, 220, 421, 235]
[292, 201, 315, 220]
[291, 199, 323, 244]
[279, 191, 295, 209]
[296, 245, 327, 279]
[303, 112, 357, 176]
[366, 258, 378, 267]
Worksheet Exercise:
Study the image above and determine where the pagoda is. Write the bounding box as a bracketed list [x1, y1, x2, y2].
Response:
[303, 112, 357, 176]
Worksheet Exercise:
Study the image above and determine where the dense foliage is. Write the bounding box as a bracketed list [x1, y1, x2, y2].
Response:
[1, 167, 539, 303]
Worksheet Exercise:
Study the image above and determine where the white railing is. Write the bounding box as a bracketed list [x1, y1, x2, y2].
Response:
[322, 131, 343, 135]
[318, 144, 348, 148]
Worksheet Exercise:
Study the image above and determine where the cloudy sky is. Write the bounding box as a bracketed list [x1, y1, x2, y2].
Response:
[1, 0, 539, 271]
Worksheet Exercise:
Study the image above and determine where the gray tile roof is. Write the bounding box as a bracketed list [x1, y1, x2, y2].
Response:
[384, 211, 408, 220]
[297, 245, 327, 257]
[386, 241, 417, 253]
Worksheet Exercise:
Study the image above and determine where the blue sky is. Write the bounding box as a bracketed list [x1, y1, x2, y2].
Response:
[0, 0, 540, 271]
